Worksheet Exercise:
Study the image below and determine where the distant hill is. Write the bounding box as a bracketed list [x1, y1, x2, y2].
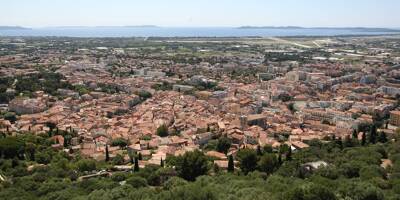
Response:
[238, 26, 400, 32]
[0, 26, 29, 30]
[45, 25, 159, 29]
[238, 26, 303, 29]
[123, 25, 159, 28]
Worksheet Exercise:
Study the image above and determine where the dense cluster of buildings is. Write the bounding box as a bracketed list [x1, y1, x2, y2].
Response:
[0, 36, 399, 168]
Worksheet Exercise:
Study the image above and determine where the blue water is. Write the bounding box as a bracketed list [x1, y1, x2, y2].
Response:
[0, 27, 397, 37]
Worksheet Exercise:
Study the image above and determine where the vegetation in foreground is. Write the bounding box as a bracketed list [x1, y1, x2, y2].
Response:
[0, 129, 399, 200]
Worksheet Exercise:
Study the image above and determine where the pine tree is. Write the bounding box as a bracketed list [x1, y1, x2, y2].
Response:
[105, 145, 110, 162]
[370, 125, 377, 144]
[134, 157, 139, 172]
[160, 158, 164, 167]
[228, 155, 234, 173]
[361, 132, 367, 146]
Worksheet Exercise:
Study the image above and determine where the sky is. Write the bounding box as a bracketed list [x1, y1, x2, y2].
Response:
[1, 0, 399, 28]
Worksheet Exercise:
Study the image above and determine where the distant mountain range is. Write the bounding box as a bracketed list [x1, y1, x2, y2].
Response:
[45, 25, 159, 29]
[237, 26, 400, 32]
[0, 26, 30, 30]
[0, 25, 159, 30]
[1, 26, 399, 33]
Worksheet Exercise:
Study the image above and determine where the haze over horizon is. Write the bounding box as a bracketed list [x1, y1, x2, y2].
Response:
[2, 0, 400, 28]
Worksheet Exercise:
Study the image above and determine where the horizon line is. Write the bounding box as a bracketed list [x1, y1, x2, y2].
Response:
[1, 25, 400, 29]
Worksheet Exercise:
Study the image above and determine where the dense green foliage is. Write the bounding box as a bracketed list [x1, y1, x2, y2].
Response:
[156, 124, 169, 137]
[0, 130, 400, 200]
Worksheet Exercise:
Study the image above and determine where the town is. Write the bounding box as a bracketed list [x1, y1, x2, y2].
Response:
[1, 35, 400, 199]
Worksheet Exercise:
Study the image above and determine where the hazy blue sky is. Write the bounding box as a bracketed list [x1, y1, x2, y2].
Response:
[1, 0, 399, 27]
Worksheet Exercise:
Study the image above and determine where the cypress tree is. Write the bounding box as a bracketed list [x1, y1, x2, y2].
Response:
[228, 155, 234, 173]
[378, 132, 388, 143]
[134, 157, 139, 172]
[138, 152, 143, 160]
[370, 125, 377, 144]
[361, 132, 367, 146]
[278, 153, 282, 165]
[337, 137, 343, 150]
[160, 158, 164, 168]
[286, 147, 292, 161]
[352, 129, 358, 139]
[63, 137, 68, 148]
[105, 145, 110, 162]
[256, 145, 263, 156]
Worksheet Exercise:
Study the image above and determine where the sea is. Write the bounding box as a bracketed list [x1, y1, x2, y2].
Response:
[0, 27, 398, 38]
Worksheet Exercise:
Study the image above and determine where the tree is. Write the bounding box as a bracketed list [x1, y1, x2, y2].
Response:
[160, 158, 164, 168]
[112, 154, 125, 165]
[263, 145, 273, 154]
[378, 132, 387, 143]
[0, 137, 25, 159]
[216, 137, 231, 154]
[175, 150, 208, 181]
[138, 152, 143, 160]
[105, 145, 110, 162]
[134, 157, 139, 172]
[344, 135, 353, 148]
[45, 122, 56, 132]
[111, 137, 129, 148]
[278, 93, 292, 102]
[76, 159, 96, 172]
[370, 125, 377, 144]
[138, 90, 152, 100]
[228, 155, 234, 173]
[256, 145, 263, 156]
[287, 103, 295, 113]
[286, 147, 292, 161]
[126, 176, 148, 188]
[285, 183, 336, 200]
[361, 132, 367, 146]
[278, 153, 282, 165]
[237, 149, 258, 174]
[258, 153, 278, 174]
[63, 135, 72, 147]
[339, 181, 384, 200]
[336, 137, 343, 150]
[352, 129, 358, 139]
[4, 112, 17, 123]
[25, 142, 36, 161]
[128, 151, 134, 164]
[156, 124, 169, 137]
